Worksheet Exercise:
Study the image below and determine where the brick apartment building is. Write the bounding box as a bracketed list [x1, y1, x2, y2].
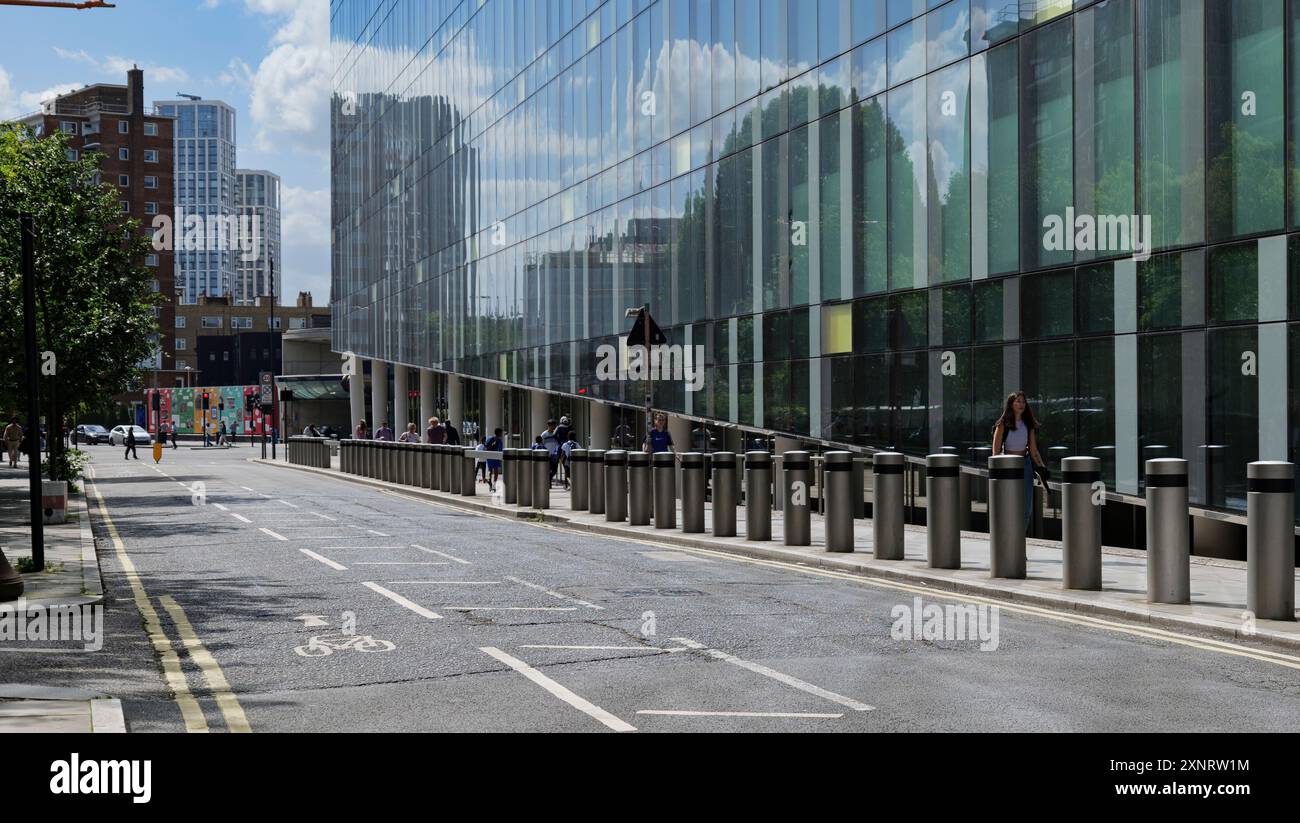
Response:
[174, 292, 330, 388]
[18, 67, 179, 396]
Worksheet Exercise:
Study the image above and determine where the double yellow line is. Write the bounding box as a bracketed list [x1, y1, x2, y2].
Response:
[87, 465, 251, 732]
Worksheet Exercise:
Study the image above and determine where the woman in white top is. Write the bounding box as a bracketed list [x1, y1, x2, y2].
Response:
[991, 391, 1047, 530]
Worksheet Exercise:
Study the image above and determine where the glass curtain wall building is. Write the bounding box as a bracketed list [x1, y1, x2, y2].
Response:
[331, 0, 1300, 519]
[235, 169, 283, 306]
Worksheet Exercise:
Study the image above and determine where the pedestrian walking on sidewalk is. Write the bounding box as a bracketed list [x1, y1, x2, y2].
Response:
[644, 412, 675, 455]
[4, 417, 22, 468]
[483, 427, 503, 492]
[171, 423, 179, 449]
[124, 427, 139, 460]
[426, 417, 445, 445]
[444, 419, 460, 446]
[991, 391, 1048, 531]
[399, 423, 420, 443]
[354, 419, 369, 440]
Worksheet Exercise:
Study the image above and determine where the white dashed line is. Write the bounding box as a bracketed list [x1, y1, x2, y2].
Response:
[230, 513, 252, 524]
[299, 549, 347, 571]
[259, 528, 288, 542]
[671, 638, 873, 712]
[505, 576, 603, 610]
[362, 582, 442, 619]
[309, 512, 336, 521]
[411, 544, 470, 565]
[479, 647, 635, 733]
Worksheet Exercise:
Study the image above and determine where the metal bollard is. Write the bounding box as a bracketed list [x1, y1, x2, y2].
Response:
[516, 450, 534, 508]
[849, 456, 865, 519]
[570, 449, 589, 511]
[824, 452, 855, 553]
[604, 451, 628, 522]
[628, 452, 652, 526]
[745, 451, 772, 541]
[532, 449, 550, 509]
[1247, 461, 1296, 621]
[502, 449, 518, 503]
[988, 454, 1026, 579]
[1145, 458, 1190, 604]
[461, 448, 477, 497]
[681, 453, 706, 533]
[653, 452, 677, 529]
[441, 445, 454, 493]
[926, 454, 961, 569]
[1061, 456, 1102, 590]
[587, 450, 606, 514]
[782, 451, 812, 546]
[873, 453, 905, 560]
[711, 452, 737, 537]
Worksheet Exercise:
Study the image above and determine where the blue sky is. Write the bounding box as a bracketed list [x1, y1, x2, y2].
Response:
[0, 0, 330, 305]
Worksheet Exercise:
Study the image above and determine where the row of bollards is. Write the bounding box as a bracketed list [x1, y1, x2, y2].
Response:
[287, 437, 331, 468]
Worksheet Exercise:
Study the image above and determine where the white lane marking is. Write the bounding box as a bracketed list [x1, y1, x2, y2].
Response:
[479, 647, 635, 733]
[213, 503, 229, 512]
[636, 710, 844, 719]
[387, 581, 501, 585]
[299, 549, 347, 571]
[362, 582, 442, 619]
[309, 512, 337, 521]
[354, 562, 450, 566]
[319, 546, 405, 550]
[240, 486, 255, 492]
[670, 638, 873, 712]
[504, 576, 603, 611]
[258, 493, 274, 499]
[445, 607, 577, 612]
[521, 645, 686, 653]
[259, 528, 288, 542]
[640, 550, 709, 562]
[411, 544, 470, 565]
[277, 499, 299, 508]
[367, 529, 389, 536]
[230, 513, 253, 524]
[177, 482, 189, 488]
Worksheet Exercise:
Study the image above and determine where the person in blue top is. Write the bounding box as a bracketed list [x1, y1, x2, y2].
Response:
[483, 427, 504, 492]
[644, 412, 675, 455]
[539, 420, 561, 485]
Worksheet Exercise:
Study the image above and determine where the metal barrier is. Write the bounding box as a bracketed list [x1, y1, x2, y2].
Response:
[653, 452, 676, 529]
[570, 449, 589, 511]
[532, 449, 550, 509]
[1061, 456, 1101, 590]
[783, 451, 811, 547]
[502, 449, 518, 503]
[605, 451, 628, 522]
[587, 450, 606, 515]
[873, 453, 905, 560]
[712, 452, 737, 537]
[824, 452, 855, 553]
[988, 454, 1026, 579]
[288, 437, 330, 468]
[1247, 461, 1295, 621]
[681, 453, 705, 533]
[926, 454, 961, 569]
[745, 451, 772, 542]
[628, 452, 651, 526]
[441, 445, 455, 495]
[461, 447, 477, 497]
[516, 450, 534, 508]
[1145, 458, 1190, 604]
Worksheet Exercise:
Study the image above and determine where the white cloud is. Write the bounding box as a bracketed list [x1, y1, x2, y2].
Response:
[280, 184, 331, 304]
[51, 47, 189, 85]
[243, 0, 329, 157]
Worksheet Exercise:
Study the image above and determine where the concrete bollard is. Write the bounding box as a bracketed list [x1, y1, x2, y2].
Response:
[824, 452, 855, 553]
[461, 447, 477, 497]
[587, 449, 606, 515]
[926, 454, 961, 569]
[570, 449, 589, 511]
[681, 453, 706, 533]
[502, 449, 518, 503]
[532, 449, 550, 509]
[605, 451, 628, 522]
[628, 452, 652, 526]
[1061, 456, 1102, 590]
[1247, 461, 1296, 621]
[711, 452, 738, 537]
[782, 451, 812, 547]
[1145, 458, 1190, 604]
[441, 444, 454, 493]
[988, 454, 1026, 579]
[872, 453, 905, 560]
[653, 452, 677, 529]
[513, 449, 531, 507]
[745, 451, 772, 542]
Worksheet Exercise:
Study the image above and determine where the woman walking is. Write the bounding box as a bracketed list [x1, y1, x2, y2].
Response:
[991, 391, 1048, 530]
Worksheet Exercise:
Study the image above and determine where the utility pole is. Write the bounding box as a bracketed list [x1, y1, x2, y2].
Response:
[270, 256, 277, 461]
[21, 215, 44, 571]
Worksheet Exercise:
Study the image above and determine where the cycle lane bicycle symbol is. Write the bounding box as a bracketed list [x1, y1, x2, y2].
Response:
[294, 634, 396, 658]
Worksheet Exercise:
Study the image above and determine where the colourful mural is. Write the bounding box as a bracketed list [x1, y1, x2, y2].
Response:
[143, 386, 278, 435]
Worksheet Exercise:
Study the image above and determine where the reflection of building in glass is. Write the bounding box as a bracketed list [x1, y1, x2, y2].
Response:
[332, 0, 1300, 545]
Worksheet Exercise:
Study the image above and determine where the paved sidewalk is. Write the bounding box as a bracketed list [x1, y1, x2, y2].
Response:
[0, 685, 124, 733]
[262, 458, 1300, 652]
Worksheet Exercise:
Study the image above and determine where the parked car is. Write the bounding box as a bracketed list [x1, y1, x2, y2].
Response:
[73, 424, 111, 445]
[109, 425, 153, 447]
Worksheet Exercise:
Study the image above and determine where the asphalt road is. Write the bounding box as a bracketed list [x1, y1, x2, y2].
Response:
[7, 445, 1300, 732]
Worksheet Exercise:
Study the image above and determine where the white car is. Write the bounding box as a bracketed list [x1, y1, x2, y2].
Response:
[109, 425, 153, 447]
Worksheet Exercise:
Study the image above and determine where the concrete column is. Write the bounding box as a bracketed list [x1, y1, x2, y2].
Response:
[420, 369, 435, 435]
[588, 400, 609, 449]
[530, 389, 549, 441]
[348, 355, 365, 433]
[668, 416, 691, 453]
[371, 360, 388, 432]
[393, 365, 409, 436]
[484, 381, 502, 438]
[448, 374, 464, 431]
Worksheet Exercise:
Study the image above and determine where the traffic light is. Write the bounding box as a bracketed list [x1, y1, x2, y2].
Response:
[201, 392, 210, 411]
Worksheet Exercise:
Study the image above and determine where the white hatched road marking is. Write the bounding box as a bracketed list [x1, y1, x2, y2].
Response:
[637, 710, 843, 719]
[362, 582, 442, 619]
[299, 549, 347, 571]
[671, 638, 873, 712]
[259, 528, 288, 541]
[230, 513, 252, 524]
[411, 544, 470, 565]
[479, 647, 635, 732]
[504, 576, 602, 610]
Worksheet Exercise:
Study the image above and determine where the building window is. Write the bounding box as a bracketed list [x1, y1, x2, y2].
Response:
[118, 175, 129, 187]
[144, 122, 158, 137]
[175, 338, 187, 351]
[146, 253, 159, 266]
[201, 316, 221, 328]
[66, 149, 78, 161]
[144, 149, 159, 163]
[119, 148, 130, 161]
[60, 122, 76, 134]
[175, 316, 187, 329]
[289, 317, 307, 330]
[232, 317, 253, 329]
[118, 120, 129, 134]
[209, 353, 216, 362]
[144, 202, 158, 215]
[144, 176, 158, 189]
[223, 351, 230, 362]
[81, 122, 95, 135]
[120, 201, 130, 213]
[267, 318, 282, 329]
[175, 359, 188, 370]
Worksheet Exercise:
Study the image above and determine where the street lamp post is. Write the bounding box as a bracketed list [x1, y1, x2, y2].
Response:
[270, 256, 276, 461]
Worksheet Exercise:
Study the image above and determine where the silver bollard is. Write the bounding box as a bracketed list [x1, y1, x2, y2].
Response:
[440, 444, 454, 493]
[1061, 456, 1102, 590]
[1145, 458, 1190, 604]
[873, 453, 905, 560]
[502, 449, 518, 504]
[419, 444, 432, 488]
[628, 452, 652, 526]
[782, 451, 812, 546]
[824, 452, 855, 553]
[653, 452, 677, 529]
[605, 451, 628, 521]
[745, 451, 772, 541]
[988, 454, 1026, 579]
[681, 453, 705, 533]
[461, 448, 477, 497]
[712, 452, 737, 537]
[532, 449, 550, 509]
[516, 449, 534, 508]
[570, 449, 589, 511]
[1247, 461, 1296, 621]
[926, 454, 961, 569]
[587, 450, 606, 514]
